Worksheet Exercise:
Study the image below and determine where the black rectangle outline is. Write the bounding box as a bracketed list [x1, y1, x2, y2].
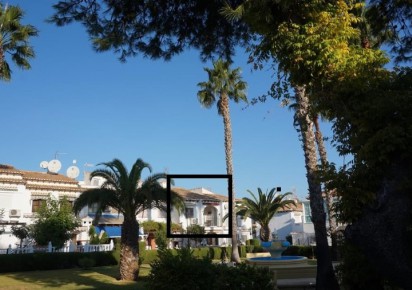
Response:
[166, 174, 232, 238]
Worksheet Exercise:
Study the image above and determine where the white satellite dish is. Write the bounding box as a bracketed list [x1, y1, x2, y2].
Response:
[66, 166, 80, 179]
[48, 159, 62, 173]
[40, 161, 49, 169]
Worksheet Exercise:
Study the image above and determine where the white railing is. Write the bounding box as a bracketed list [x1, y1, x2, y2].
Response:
[0, 240, 114, 254]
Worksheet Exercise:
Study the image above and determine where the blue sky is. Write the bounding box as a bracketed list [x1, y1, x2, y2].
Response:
[1, 1, 345, 199]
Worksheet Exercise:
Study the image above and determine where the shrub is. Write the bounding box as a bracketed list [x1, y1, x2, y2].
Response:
[148, 248, 214, 290]
[239, 245, 246, 258]
[147, 248, 275, 290]
[78, 257, 96, 269]
[141, 249, 159, 264]
[283, 246, 313, 258]
[0, 252, 117, 273]
[246, 238, 261, 247]
[336, 242, 384, 290]
[252, 245, 264, 253]
[213, 263, 275, 289]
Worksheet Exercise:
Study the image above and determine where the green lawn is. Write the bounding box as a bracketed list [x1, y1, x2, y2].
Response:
[0, 265, 150, 290]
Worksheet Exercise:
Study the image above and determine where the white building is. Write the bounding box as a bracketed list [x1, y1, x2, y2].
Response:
[0, 164, 253, 249]
[267, 198, 316, 245]
[0, 164, 82, 248]
[79, 184, 253, 247]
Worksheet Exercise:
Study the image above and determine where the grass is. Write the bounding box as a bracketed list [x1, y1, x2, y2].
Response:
[0, 265, 151, 290]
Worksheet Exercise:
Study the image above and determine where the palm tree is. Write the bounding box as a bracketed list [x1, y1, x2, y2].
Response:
[0, 3, 38, 81]
[197, 59, 247, 263]
[236, 188, 296, 242]
[73, 158, 183, 281]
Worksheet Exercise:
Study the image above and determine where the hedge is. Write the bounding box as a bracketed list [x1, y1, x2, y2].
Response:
[138, 245, 249, 264]
[0, 251, 117, 273]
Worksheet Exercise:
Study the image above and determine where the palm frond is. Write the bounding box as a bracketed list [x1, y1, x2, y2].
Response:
[73, 188, 118, 215]
[219, 2, 245, 23]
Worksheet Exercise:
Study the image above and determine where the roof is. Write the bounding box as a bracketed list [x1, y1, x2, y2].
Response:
[0, 164, 79, 183]
[0, 164, 82, 193]
[277, 200, 303, 212]
[172, 187, 228, 202]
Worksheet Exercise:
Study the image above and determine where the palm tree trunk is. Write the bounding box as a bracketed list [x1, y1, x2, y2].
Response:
[119, 217, 139, 281]
[220, 92, 241, 263]
[260, 224, 270, 242]
[295, 86, 339, 290]
[313, 115, 338, 260]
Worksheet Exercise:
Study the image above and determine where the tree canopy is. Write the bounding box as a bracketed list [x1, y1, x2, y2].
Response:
[235, 188, 295, 242]
[31, 196, 79, 249]
[0, 3, 38, 81]
[49, 0, 249, 62]
[74, 158, 183, 281]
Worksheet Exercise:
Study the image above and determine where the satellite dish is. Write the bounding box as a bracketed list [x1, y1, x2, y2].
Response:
[66, 166, 80, 179]
[40, 161, 49, 169]
[48, 159, 62, 173]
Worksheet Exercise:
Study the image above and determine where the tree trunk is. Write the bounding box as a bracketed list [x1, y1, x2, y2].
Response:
[220, 92, 241, 263]
[313, 115, 338, 260]
[119, 217, 139, 281]
[294, 86, 339, 290]
[260, 224, 270, 242]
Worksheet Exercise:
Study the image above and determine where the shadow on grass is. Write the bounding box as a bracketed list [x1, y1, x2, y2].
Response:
[0, 265, 150, 290]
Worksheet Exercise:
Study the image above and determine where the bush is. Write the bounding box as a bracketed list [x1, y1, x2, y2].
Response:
[148, 248, 214, 290]
[141, 249, 159, 264]
[336, 242, 384, 290]
[0, 252, 117, 273]
[246, 238, 261, 247]
[252, 245, 264, 253]
[283, 246, 313, 258]
[147, 248, 275, 290]
[213, 263, 275, 289]
[78, 257, 96, 269]
[239, 245, 246, 258]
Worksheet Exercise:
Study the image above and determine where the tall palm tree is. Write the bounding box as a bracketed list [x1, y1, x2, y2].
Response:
[197, 59, 247, 263]
[73, 158, 183, 281]
[236, 188, 296, 242]
[0, 3, 38, 81]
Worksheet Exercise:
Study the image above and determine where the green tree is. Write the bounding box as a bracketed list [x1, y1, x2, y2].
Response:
[366, 0, 412, 63]
[49, 1, 389, 288]
[234, 188, 295, 242]
[73, 158, 184, 281]
[186, 224, 205, 247]
[31, 196, 79, 249]
[223, 1, 387, 288]
[140, 221, 169, 250]
[324, 67, 412, 289]
[49, 0, 249, 62]
[11, 225, 30, 248]
[0, 3, 38, 81]
[197, 59, 247, 263]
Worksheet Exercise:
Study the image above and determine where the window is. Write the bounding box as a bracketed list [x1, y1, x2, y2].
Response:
[185, 208, 194, 218]
[88, 203, 99, 214]
[32, 199, 45, 213]
[303, 202, 312, 223]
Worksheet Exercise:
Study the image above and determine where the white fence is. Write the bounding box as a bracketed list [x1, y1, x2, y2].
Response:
[0, 240, 114, 254]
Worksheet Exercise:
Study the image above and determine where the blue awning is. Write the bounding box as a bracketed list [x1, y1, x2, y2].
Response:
[96, 225, 122, 238]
